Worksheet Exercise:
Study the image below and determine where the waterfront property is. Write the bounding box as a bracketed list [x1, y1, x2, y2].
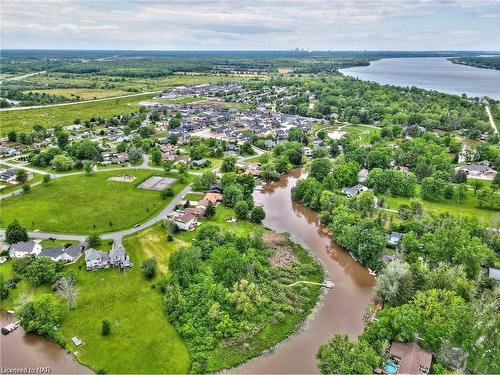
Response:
[388, 341, 432, 374]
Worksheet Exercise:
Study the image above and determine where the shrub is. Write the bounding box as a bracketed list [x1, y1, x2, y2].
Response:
[101, 319, 111, 336]
[141, 257, 158, 279]
[250, 206, 266, 223]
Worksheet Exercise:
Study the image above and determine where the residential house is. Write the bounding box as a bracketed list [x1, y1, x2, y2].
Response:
[389, 341, 432, 374]
[174, 212, 198, 231]
[387, 232, 403, 247]
[341, 184, 369, 198]
[109, 245, 132, 267]
[0, 169, 17, 183]
[85, 248, 110, 270]
[39, 243, 84, 263]
[9, 240, 42, 258]
[303, 147, 313, 157]
[456, 164, 496, 180]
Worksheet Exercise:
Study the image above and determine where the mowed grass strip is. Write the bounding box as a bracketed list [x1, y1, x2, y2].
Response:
[0, 93, 155, 135]
[0, 170, 191, 234]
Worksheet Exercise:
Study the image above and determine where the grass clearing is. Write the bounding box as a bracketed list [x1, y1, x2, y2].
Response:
[0, 169, 194, 234]
[382, 185, 500, 227]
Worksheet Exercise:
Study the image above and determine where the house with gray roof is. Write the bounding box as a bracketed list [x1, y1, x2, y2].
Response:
[9, 240, 42, 259]
[387, 232, 403, 247]
[39, 243, 84, 263]
[341, 184, 369, 198]
[85, 245, 132, 271]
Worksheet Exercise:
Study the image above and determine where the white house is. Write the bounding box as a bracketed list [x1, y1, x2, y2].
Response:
[174, 212, 198, 231]
[9, 240, 42, 258]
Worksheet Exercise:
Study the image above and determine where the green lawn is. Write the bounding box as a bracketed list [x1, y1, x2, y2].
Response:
[0, 224, 191, 374]
[0, 94, 155, 135]
[0, 169, 193, 234]
[382, 186, 500, 227]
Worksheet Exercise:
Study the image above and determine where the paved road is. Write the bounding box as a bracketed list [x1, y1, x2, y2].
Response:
[485, 104, 498, 134]
[0, 90, 161, 112]
[0, 71, 47, 84]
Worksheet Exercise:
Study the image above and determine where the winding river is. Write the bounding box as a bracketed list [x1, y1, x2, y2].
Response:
[237, 168, 375, 373]
[1, 169, 374, 374]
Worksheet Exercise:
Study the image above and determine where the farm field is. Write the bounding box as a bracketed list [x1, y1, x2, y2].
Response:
[26, 88, 129, 100]
[0, 93, 156, 134]
[0, 169, 193, 234]
[20, 73, 231, 93]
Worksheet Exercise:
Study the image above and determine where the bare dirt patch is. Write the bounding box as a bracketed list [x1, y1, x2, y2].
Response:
[264, 232, 298, 268]
[108, 175, 137, 182]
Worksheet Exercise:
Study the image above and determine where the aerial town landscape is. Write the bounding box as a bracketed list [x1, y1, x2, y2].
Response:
[0, 1, 499, 375]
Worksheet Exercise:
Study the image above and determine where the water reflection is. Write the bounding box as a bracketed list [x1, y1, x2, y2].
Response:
[237, 169, 375, 374]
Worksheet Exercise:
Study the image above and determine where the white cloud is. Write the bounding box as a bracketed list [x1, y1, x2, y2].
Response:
[1, 0, 499, 49]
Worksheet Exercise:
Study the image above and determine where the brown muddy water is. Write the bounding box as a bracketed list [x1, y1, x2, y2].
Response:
[236, 168, 375, 374]
[0, 310, 91, 373]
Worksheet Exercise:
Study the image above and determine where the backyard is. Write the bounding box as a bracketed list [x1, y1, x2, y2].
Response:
[382, 185, 500, 227]
[0, 169, 193, 234]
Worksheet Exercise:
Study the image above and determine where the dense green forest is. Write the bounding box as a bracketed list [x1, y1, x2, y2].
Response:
[450, 56, 500, 70]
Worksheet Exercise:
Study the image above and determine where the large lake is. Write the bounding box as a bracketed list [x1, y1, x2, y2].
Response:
[339, 57, 500, 100]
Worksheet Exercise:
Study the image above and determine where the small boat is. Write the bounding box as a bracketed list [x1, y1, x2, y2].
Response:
[368, 268, 377, 276]
[324, 280, 335, 289]
[1, 323, 18, 335]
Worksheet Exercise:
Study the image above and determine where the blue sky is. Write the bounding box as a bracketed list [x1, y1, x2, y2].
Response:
[1, 0, 500, 50]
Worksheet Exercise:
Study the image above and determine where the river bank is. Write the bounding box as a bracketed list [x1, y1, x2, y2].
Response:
[0, 310, 91, 373]
[236, 168, 375, 373]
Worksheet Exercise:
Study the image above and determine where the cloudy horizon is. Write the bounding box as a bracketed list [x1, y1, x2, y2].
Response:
[2, 0, 500, 51]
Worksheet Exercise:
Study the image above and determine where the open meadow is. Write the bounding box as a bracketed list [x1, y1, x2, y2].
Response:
[0, 169, 193, 234]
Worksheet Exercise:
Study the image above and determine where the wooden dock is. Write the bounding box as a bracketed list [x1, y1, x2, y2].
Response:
[288, 280, 334, 289]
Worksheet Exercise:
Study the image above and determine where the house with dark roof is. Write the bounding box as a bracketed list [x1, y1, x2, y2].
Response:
[39, 243, 84, 263]
[9, 241, 42, 258]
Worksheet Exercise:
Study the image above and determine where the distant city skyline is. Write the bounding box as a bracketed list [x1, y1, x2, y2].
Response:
[2, 0, 500, 50]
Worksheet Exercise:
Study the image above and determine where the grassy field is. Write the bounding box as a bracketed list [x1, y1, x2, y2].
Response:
[26, 88, 129, 100]
[0, 169, 193, 234]
[382, 185, 500, 227]
[0, 93, 155, 134]
[20, 73, 230, 93]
